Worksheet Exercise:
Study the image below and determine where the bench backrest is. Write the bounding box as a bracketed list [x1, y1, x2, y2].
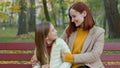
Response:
[101, 43, 120, 68]
[0, 42, 35, 68]
[103, 43, 120, 50]
[0, 42, 120, 68]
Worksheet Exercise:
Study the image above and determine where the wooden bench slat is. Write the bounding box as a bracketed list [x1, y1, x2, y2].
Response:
[0, 54, 33, 61]
[0, 42, 35, 50]
[102, 43, 120, 68]
[105, 65, 120, 68]
[0, 64, 32, 68]
[104, 43, 120, 50]
[101, 54, 120, 61]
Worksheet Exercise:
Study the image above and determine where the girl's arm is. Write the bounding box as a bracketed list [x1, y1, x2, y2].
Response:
[59, 38, 72, 68]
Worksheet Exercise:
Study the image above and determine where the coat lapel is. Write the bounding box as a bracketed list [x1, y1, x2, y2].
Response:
[81, 27, 95, 53]
[68, 26, 95, 52]
[69, 31, 77, 51]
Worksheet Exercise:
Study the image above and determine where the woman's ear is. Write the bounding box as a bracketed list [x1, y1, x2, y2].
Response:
[82, 11, 87, 17]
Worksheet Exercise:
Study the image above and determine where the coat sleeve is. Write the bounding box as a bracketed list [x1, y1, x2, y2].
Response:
[59, 38, 72, 68]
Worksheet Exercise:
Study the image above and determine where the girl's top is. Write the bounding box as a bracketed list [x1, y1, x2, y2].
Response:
[33, 38, 71, 68]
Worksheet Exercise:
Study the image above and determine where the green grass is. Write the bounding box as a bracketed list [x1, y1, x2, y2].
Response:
[0, 27, 64, 42]
[0, 27, 33, 42]
[1, 27, 120, 42]
[105, 38, 120, 42]
[0, 37, 34, 42]
[0, 27, 17, 37]
[103, 51, 120, 54]
[105, 35, 120, 42]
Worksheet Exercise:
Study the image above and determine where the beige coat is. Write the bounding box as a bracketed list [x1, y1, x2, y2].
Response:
[61, 26, 105, 68]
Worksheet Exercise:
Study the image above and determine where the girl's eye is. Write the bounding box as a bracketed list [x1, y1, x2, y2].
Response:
[52, 29, 55, 32]
[72, 15, 75, 18]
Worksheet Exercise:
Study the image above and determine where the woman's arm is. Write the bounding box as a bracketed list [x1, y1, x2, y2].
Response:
[31, 49, 41, 68]
[73, 31, 104, 63]
[63, 29, 105, 64]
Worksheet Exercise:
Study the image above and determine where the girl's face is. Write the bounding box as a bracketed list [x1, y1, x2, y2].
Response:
[46, 24, 57, 44]
[70, 8, 86, 27]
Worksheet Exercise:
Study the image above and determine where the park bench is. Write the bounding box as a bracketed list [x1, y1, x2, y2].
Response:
[0, 42, 120, 68]
[101, 43, 120, 68]
[0, 42, 35, 68]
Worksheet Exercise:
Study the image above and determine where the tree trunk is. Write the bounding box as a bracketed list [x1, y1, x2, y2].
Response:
[103, 15, 107, 34]
[42, 0, 50, 21]
[104, 0, 120, 38]
[51, 1, 57, 27]
[17, 0, 27, 35]
[60, 0, 65, 28]
[28, 0, 36, 32]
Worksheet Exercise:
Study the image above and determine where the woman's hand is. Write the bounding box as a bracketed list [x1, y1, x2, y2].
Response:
[62, 53, 65, 62]
[31, 55, 38, 67]
[62, 52, 73, 62]
[41, 64, 50, 68]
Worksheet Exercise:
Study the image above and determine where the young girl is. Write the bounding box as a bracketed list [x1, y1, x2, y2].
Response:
[32, 22, 71, 68]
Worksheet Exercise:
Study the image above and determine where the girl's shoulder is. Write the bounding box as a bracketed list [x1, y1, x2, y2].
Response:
[55, 38, 66, 45]
[56, 38, 65, 43]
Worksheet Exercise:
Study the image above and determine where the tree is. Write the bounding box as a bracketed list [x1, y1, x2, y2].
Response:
[42, 0, 50, 21]
[104, 0, 120, 38]
[17, 0, 27, 35]
[50, 0, 57, 26]
[59, 0, 66, 28]
[28, 0, 36, 32]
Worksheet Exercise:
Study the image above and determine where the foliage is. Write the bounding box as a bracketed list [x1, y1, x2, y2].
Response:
[9, 5, 21, 12]
[16, 32, 34, 39]
[0, 13, 9, 21]
[87, 0, 104, 24]
[5, 2, 11, 6]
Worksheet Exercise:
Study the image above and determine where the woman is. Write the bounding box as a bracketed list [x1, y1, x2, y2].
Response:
[61, 2, 105, 68]
[32, 22, 71, 68]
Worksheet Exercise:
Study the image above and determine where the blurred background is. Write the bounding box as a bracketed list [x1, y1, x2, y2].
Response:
[0, 0, 120, 42]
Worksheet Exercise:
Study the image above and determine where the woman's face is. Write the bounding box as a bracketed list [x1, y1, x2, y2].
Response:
[70, 8, 86, 27]
[46, 24, 57, 43]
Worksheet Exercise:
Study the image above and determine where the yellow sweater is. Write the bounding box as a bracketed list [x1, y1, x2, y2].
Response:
[65, 28, 88, 68]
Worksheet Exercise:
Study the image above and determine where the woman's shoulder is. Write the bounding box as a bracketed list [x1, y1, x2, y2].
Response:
[91, 26, 105, 33]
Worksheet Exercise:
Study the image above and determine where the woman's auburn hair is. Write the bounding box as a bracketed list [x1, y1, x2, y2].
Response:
[66, 2, 95, 38]
[35, 22, 50, 65]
